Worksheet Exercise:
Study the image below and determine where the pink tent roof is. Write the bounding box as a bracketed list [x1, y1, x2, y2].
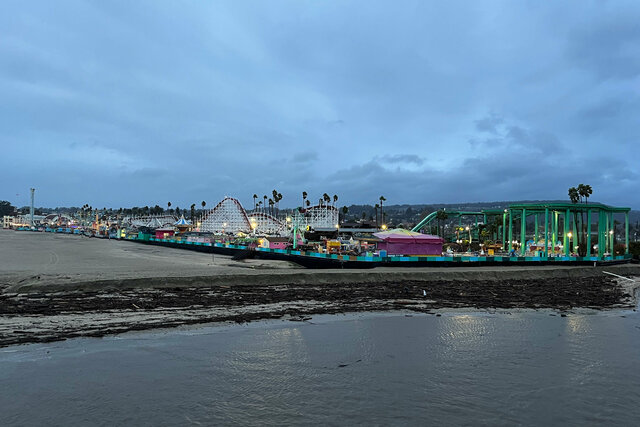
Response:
[373, 228, 443, 243]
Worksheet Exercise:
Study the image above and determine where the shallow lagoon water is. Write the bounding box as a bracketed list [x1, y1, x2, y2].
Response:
[2, 310, 640, 426]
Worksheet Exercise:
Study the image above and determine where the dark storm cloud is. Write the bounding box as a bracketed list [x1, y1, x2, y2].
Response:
[0, 0, 638, 209]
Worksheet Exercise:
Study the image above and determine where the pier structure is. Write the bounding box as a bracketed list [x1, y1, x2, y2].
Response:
[413, 202, 631, 258]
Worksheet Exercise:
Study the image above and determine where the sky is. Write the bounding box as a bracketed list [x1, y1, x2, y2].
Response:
[1, 0, 639, 210]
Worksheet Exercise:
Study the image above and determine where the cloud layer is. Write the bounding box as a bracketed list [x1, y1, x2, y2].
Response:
[1, 1, 638, 209]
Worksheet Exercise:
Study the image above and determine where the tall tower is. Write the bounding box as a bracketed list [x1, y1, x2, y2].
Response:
[30, 188, 35, 227]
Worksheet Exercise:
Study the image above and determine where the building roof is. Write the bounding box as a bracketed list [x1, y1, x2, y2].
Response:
[373, 228, 443, 243]
[174, 215, 191, 226]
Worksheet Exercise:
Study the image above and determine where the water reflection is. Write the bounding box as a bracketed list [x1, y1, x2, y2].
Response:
[2, 312, 640, 426]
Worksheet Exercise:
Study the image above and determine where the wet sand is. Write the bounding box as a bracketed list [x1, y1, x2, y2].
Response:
[1, 229, 639, 347]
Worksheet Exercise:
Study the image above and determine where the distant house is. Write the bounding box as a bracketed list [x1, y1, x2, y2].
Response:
[261, 236, 291, 250]
[2, 215, 14, 229]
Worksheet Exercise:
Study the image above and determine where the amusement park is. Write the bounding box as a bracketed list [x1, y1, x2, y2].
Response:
[4, 185, 636, 268]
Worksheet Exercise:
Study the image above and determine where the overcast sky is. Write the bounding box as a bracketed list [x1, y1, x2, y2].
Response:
[1, 1, 639, 210]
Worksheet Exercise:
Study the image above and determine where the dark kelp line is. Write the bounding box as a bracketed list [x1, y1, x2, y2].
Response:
[1, 276, 635, 347]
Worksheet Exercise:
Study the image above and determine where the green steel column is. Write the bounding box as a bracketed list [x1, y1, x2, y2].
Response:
[508, 210, 513, 252]
[553, 211, 558, 253]
[604, 212, 609, 253]
[564, 209, 570, 256]
[610, 212, 615, 254]
[502, 213, 507, 251]
[598, 210, 604, 257]
[551, 211, 556, 253]
[520, 208, 526, 255]
[550, 212, 555, 254]
[586, 209, 592, 256]
[625, 212, 629, 254]
[544, 208, 549, 257]
[573, 218, 584, 252]
[534, 214, 538, 244]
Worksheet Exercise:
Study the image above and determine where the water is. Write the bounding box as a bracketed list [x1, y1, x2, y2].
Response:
[2, 310, 640, 426]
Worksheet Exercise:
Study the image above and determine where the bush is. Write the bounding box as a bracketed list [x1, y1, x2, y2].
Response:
[614, 243, 626, 255]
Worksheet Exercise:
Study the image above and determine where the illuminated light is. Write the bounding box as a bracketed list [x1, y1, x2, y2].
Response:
[381, 224, 388, 230]
[567, 232, 572, 238]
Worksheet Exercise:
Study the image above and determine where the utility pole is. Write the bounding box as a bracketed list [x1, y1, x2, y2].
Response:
[30, 188, 35, 227]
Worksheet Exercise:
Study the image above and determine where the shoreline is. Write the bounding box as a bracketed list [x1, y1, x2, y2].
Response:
[1, 230, 639, 347]
[2, 273, 638, 348]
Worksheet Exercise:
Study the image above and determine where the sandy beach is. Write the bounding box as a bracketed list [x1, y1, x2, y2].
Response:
[1, 229, 639, 347]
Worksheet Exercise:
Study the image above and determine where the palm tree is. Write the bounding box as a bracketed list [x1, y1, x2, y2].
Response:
[268, 198, 274, 216]
[379, 196, 386, 227]
[253, 194, 258, 211]
[577, 184, 593, 255]
[263, 195, 268, 212]
[568, 187, 579, 204]
[201, 201, 206, 210]
[305, 200, 310, 208]
[167, 201, 172, 215]
[341, 206, 348, 222]
[374, 204, 380, 227]
[302, 191, 307, 208]
[276, 192, 283, 215]
[333, 194, 338, 206]
[190, 204, 196, 220]
[581, 184, 592, 204]
[568, 186, 582, 254]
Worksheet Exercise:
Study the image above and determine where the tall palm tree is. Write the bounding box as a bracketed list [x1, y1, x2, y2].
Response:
[167, 201, 172, 215]
[263, 195, 268, 212]
[302, 191, 307, 208]
[190, 204, 196, 220]
[333, 194, 338, 206]
[568, 186, 582, 254]
[379, 196, 386, 226]
[277, 192, 283, 215]
[268, 198, 274, 216]
[374, 204, 380, 227]
[577, 183, 593, 255]
[323, 193, 331, 205]
[253, 194, 258, 211]
[305, 200, 310, 208]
